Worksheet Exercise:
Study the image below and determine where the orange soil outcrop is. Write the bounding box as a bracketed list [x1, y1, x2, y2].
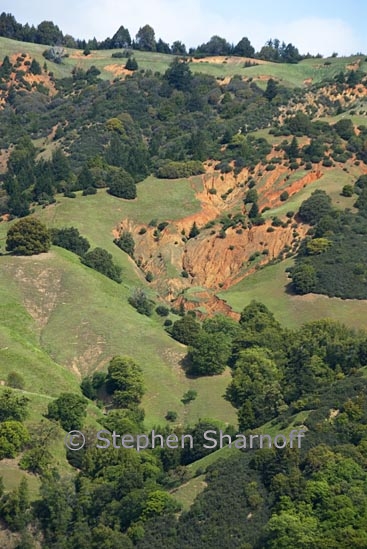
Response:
[104, 64, 134, 78]
[175, 293, 240, 321]
[261, 169, 322, 210]
[0, 54, 58, 100]
[116, 214, 306, 298]
[113, 158, 315, 316]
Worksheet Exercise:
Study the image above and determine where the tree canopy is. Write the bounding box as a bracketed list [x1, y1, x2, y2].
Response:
[6, 218, 50, 255]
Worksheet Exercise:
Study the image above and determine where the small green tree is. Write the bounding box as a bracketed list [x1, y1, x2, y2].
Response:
[298, 190, 332, 225]
[291, 263, 317, 294]
[171, 316, 201, 346]
[156, 305, 169, 317]
[29, 58, 42, 75]
[181, 390, 197, 405]
[0, 477, 31, 531]
[248, 202, 260, 219]
[0, 421, 29, 459]
[108, 169, 136, 199]
[306, 237, 331, 255]
[188, 331, 232, 376]
[341, 184, 353, 197]
[165, 411, 178, 421]
[145, 271, 153, 282]
[142, 490, 181, 520]
[0, 390, 29, 422]
[188, 221, 200, 238]
[125, 57, 138, 70]
[50, 227, 90, 256]
[334, 118, 355, 140]
[287, 136, 299, 159]
[264, 78, 278, 101]
[114, 231, 135, 257]
[6, 218, 51, 255]
[135, 24, 156, 51]
[47, 393, 88, 431]
[81, 247, 122, 283]
[128, 288, 154, 316]
[233, 36, 255, 57]
[106, 356, 145, 408]
[164, 58, 193, 91]
[244, 188, 258, 204]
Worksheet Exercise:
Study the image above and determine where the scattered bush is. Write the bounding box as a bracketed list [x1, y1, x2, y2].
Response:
[50, 227, 90, 257]
[81, 247, 122, 283]
[181, 390, 197, 404]
[145, 271, 153, 282]
[156, 161, 205, 179]
[114, 231, 135, 257]
[165, 411, 178, 422]
[156, 305, 169, 317]
[6, 372, 25, 390]
[128, 288, 154, 316]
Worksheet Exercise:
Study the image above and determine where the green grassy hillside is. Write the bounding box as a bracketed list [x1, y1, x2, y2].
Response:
[219, 258, 367, 330]
[0, 185, 237, 429]
[1, 36, 365, 86]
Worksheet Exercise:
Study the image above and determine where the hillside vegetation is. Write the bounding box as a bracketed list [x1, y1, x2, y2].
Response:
[0, 22, 367, 547]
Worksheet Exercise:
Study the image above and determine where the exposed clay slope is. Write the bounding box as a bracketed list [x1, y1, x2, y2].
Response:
[182, 221, 305, 289]
[279, 77, 367, 121]
[113, 150, 329, 311]
[0, 53, 57, 107]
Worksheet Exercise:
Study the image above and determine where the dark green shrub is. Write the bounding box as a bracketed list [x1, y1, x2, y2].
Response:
[128, 288, 154, 316]
[82, 186, 97, 196]
[81, 247, 122, 283]
[156, 305, 169, 317]
[51, 227, 90, 257]
[6, 218, 50, 256]
[165, 411, 178, 421]
[114, 231, 135, 257]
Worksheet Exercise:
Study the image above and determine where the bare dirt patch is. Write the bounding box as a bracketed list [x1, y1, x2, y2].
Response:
[8, 53, 57, 96]
[104, 64, 133, 77]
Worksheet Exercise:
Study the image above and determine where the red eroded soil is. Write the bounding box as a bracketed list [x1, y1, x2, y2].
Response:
[113, 158, 315, 316]
[261, 169, 322, 210]
[7, 53, 57, 96]
[104, 64, 134, 78]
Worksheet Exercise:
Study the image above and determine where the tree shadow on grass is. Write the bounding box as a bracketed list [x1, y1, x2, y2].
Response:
[179, 353, 201, 380]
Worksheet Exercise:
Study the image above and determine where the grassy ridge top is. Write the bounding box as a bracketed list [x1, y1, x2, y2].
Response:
[0, 36, 365, 87]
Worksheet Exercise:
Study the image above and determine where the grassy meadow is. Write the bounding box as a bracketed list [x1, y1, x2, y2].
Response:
[219, 258, 367, 331]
